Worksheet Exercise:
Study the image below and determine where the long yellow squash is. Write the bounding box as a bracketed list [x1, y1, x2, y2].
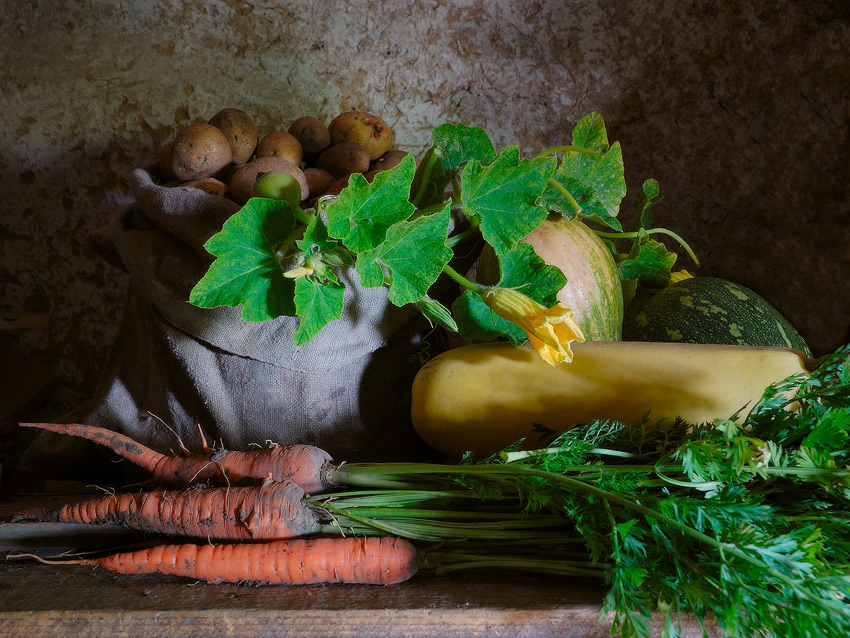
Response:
[411, 340, 810, 458]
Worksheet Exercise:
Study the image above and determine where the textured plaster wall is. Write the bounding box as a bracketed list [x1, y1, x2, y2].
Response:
[2, 0, 849, 417]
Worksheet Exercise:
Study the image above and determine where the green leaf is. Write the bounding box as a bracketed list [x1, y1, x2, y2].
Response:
[461, 147, 556, 255]
[326, 153, 417, 252]
[618, 229, 678, 288]
[571, 112, 612, 153]
[188, 198, 296, 321]
[297, 214, 338, 254]
[539, 113, 626, 231]
[453, 242, 566, 343]
[356, 204, 453, 306]
[292, 275, 345, 345]
[633, 178, 662, 231]
[432, 122, 497, 172]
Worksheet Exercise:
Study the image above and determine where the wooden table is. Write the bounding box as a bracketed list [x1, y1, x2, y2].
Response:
[0, 491, 712, 638]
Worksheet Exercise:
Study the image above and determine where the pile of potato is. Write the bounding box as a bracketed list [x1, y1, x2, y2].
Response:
[157, 108, 412, 204]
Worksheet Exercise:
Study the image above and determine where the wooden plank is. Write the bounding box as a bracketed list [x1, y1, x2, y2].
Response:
[0, 608, 623, 638]
[0, 573, 714, 638]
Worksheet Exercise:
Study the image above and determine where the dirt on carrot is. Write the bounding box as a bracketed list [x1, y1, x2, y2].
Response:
[12, 536, 420, 585]
[14, 479, 330, 541]
[19, 422, 335, 494]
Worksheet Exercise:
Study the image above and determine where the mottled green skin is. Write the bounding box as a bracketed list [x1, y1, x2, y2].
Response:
[626, 277, 812, 357]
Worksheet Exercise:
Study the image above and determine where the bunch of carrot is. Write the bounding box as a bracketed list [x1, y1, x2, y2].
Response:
[10, 422, 583, 586]
[10, 422, 427, 585]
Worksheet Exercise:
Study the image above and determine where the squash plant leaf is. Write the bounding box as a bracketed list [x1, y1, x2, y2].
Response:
[326, 153, 417, 253]
[356, 203, 453, 306]
[618, 229, 678, 289]
[292, 276, 345, 345]
[189, 197, 296, 321]
[453, 242, 566, 344]
[461, 147, 556, 255]
[632, 178, 663, 231]
[297, 214, 338, 254]
[433, 122, 497, 173]
[540, 112, 626, 231]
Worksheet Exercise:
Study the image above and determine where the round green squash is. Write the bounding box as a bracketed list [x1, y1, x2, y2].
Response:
[625, 277, 812, 357]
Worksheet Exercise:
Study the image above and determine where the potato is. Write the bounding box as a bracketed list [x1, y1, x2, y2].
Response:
[371, 149, 414, 173]
[158, 141, 176, 181]
[181, 177, 230, 198]
[220, 163, 243, 188]
[325, 175, 351, 196]
[208, 108, 259, 164]
[256, 130, 303, 165]
[229, 156, 309, 205]
[315, 142, 371, 178]
[171, 123, 232, 182]
[328, 111, 393, 161]
[303, 167, 335, 199]
[288, 116, 331, 163]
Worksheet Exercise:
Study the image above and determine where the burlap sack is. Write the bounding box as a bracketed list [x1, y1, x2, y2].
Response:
[22, 169, 445, 482]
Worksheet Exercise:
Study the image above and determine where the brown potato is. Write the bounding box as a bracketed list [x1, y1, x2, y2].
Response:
[229, 156, 309, 205]
[181, 177, 230, 198]
[371, 149, 414, 173]
[325, 175, 351, 196]
[171, 123, 232, 182]
[315, 142, 371, 179]
[328, 111, 393, 161]
[208, 108, 259, 164]
[288, 116, 331, 163]
[158, 140, 176, 181]
[303, 167, 335, 199]
[220, 163, 243, 188]
[256, 130, 303, 165]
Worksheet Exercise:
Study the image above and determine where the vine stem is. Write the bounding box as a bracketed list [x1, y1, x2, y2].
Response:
[535, 145, 602, 158]
[442, 263, 482, 292]
[446, 224, 480, 248]
[293, 206, 313, 226]
[596, 227, 701, 266]
[411, 150, 441, 207]
[546, 177, 582, 214]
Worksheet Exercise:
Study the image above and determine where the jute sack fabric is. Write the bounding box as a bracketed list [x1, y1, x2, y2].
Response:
[22, 168, 441, 482]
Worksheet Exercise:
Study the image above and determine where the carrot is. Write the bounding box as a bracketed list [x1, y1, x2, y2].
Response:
[14, 480, 329, 541]
[18, 422, 334, 494]
[16, 536, 420, 585]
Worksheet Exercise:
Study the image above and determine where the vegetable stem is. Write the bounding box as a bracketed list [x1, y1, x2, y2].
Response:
[546, 177, 582, 214]
[596, 227, 701, 266]
[411, 151, 441, 208]
[535, 145, 602, 158]
[441, 264, 482, 292]
[446, 224, 481, 248]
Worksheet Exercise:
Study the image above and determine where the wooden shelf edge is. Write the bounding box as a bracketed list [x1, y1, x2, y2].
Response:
[0, 607, 713, 638]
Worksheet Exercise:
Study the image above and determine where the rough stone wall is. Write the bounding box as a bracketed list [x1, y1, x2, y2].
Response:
[2, 0, 849, 417]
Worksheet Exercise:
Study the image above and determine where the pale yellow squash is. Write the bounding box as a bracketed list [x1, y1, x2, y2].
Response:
[411, 340, 810, 458]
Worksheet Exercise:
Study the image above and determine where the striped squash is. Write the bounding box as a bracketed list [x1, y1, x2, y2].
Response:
[626, 277, 812, 357]
[478, 216, 624, 341]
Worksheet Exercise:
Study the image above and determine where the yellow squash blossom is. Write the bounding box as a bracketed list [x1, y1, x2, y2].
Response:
[668, 270, 694, 285]
[482, 287, 585, 366]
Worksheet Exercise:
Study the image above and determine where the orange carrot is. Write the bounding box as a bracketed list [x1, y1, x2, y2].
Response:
[19, 422, 334, 494]
[14, 480, 328, 541]
[18, 536, 420, 585]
